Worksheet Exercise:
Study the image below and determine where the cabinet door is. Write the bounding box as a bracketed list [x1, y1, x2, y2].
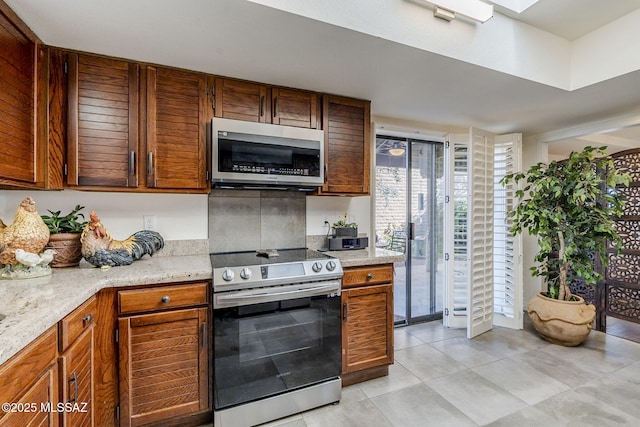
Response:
[271, 88, 319, 129]
[319, 95, 371, 195]
[0, 4, 46, 187]
[0, 327, 58, 425]
[0, 364, 59, 427]
[59, 328, 94, 427]
[67, 53, 139, 187]
[118, 308, 208, 427]
[342, 283, 393, 374]
[145, 66, 208, 190]
[214, 78, 269, 123]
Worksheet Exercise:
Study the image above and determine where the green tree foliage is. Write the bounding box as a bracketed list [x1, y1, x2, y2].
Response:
[501, 146, 629, 300]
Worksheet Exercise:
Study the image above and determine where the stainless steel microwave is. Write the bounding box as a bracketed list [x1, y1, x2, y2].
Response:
[211, 118, 324, 189]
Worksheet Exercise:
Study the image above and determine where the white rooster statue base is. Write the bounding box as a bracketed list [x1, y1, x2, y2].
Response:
[1, 249, 57, 279]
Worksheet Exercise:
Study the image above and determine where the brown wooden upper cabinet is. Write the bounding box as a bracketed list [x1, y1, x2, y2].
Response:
[318, 95, 371, 195]
[0, 2, 47, 188]
[145, 66, 208, 190]
[66, 52, 209, 192]
[66, 53, 140, 188]
[214, 78, 319, 129]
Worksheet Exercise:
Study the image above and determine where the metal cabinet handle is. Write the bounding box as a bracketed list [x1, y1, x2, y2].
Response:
[68, 371, 78, 403]
[147, 152, 153, 176]
[324, 165, 328, 183]
[201, 322, 206, 349]
[82, 313, 93, 325]
[343, 302, 348, 320]
[274, 96, 278, 117]
[129, 151, 136, 176]
[366, 273, 373, 280]
[161, 295, 170, 303]
[260, 95, 265, 117]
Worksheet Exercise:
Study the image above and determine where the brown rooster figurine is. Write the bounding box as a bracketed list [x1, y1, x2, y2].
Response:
[0, 197, 50, 266]
[81, 211, 164, 267]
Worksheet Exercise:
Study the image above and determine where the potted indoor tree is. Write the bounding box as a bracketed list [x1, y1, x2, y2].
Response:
[41, 205, 87, 267]
[502, 146, 629, 346]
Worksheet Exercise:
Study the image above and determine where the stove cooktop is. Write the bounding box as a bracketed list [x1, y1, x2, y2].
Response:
[210, 248, 341, 292]
[209, 248, 332, 269]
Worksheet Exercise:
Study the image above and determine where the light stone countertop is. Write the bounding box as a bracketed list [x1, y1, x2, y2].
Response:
[0, 245, 401, 366]
[324, 247, 404, 268]
[0, 254, 212, 366]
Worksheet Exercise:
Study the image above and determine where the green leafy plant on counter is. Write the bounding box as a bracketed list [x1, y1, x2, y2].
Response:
[332, 220, 358, 229]
[41, 205, 87, 234]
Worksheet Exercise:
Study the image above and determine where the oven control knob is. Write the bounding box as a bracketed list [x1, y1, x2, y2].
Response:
[240, 267, 252, 280]
[222, 268, 235, 281]
[312, 262, 323, 272]
[326, 261, 337, 271]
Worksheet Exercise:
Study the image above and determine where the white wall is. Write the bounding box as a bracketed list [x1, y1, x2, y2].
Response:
[306, 195, 371, 236]
[0, 189, 372, 243]
[0, 190, 208, 241]
[520, 137, 547, 305]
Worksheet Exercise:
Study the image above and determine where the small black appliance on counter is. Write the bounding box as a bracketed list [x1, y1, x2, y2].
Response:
[326, 236, 369, 250]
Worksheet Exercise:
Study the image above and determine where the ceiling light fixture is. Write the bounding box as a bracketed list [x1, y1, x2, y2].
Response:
[433, 6, 455, 21]
[425, 0, 493, 23]
[388, 142, 406, 156]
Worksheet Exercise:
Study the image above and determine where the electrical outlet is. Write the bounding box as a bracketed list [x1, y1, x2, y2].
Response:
[143, 215, 157, 231]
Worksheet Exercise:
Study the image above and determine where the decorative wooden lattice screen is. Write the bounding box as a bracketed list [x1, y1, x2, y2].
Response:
[596, 148, 640, 330]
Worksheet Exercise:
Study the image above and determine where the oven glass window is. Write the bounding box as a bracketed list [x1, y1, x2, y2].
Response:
[214, 296, 341, 410]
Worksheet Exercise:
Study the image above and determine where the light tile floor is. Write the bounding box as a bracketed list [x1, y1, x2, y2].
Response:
[211, 319, 640, 426]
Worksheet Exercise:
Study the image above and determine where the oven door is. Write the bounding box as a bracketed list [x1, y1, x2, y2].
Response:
[213, 280, 342, 411]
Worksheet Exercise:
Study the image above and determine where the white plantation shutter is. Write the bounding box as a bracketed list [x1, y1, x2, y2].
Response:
[493, 134, 523, 329]
[444, 134, 470, 328]
[467, 128, 495, 339]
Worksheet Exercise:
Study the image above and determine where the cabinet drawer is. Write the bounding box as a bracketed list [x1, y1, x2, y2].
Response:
[342, 265, 393, 288]
[118, 282, 208, 315]
[59, 295, 97, 352]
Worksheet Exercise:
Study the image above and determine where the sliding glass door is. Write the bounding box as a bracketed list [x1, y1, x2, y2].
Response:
[375, 135, 444, 325]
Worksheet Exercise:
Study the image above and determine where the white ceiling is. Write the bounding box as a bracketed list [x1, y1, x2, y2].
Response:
[495, 0, 640, 40]
[6, 0, 640, 155]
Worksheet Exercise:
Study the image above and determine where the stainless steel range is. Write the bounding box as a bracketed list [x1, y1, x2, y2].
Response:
[211, 248, 343, 427]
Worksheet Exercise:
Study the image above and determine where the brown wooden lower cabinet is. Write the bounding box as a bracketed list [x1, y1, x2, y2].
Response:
[341, 264, 394, 386]
[0, 326, 59, 427]
[118, 306, 208, 427]
[0, 364, 59, 427]
[59, 328, 94, 427]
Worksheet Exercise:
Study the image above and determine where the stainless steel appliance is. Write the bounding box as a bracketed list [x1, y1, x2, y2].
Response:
[211, 118, 324, 189]
[211, 248, 343, 427]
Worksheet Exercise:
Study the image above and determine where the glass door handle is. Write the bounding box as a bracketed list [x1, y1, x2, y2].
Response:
[409, 223, 416, 240]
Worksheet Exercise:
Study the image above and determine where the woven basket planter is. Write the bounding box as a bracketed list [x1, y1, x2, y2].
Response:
[44, 233, 83, 268]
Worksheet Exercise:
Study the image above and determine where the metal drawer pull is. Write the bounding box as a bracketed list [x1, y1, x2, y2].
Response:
[68, 371, 78, 403]
[366, 273, 373, 280]
[82, 314, 93, 324]
[161, 295, 170, 303]
[343, 302, 348, 320]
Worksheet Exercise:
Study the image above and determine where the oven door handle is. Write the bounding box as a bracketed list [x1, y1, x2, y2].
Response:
[214, 280, 341, 308]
